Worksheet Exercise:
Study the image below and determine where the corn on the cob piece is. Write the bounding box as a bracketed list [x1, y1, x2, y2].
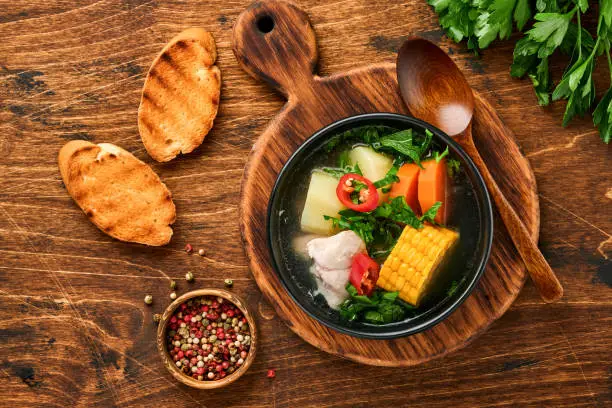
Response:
[378, 224, 458, 306]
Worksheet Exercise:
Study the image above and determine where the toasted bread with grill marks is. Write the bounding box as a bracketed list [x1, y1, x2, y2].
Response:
[58, 140, 176, 246]
[138, 28, 221, 162]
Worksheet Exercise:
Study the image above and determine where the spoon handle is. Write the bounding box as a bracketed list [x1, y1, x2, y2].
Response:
[460, 139, 563, 303]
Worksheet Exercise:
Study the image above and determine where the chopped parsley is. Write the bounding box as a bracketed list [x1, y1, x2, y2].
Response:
[324, 196, 442, 254]
[339, 284, 413, 324]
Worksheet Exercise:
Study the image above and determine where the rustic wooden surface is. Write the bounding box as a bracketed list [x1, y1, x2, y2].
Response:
[236, 0, 540, 366]
[0, 0, 610, 406]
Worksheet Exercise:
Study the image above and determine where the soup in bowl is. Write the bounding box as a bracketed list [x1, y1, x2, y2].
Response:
[267, 113, 493, 339]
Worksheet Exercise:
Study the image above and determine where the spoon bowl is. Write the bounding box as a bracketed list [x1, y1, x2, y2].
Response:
[397, 37, 474, 137]
[396, 37, 563, 303]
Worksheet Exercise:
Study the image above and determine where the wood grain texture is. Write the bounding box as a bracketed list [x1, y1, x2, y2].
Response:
[236, 0, 539, 366]
[0, 0, 610, 407]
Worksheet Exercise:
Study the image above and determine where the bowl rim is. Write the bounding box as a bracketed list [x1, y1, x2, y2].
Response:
[156, 288, 257, 389]
[266, 112, 494, 340]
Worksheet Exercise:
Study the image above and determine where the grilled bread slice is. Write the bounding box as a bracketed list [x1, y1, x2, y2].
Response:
[58, 141, 176, 246]
[138, 28, 221, 162]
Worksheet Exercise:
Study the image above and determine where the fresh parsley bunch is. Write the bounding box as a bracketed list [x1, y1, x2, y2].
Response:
[428, 0, 612, 143]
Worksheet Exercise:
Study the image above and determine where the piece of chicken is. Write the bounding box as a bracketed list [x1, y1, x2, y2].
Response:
[306, 231, 366, 309]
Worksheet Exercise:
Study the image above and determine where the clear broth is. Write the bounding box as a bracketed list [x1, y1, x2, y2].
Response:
[273, 126, 482, 324]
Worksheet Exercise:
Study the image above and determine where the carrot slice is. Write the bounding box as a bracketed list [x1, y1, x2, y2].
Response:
[418, 158, 448, 224]
[389, 163, 421, 213]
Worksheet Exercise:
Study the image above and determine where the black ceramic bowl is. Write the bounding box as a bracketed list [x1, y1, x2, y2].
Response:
[267, 113, 493, 339]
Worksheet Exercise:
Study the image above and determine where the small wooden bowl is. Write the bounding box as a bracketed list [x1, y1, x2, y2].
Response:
[156, 289, 257, 389]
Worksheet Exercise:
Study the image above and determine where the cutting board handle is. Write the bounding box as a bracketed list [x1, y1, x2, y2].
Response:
[232, 0, 318, 97]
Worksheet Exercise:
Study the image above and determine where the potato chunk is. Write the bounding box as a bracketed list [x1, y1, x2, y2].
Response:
[300, 171, 345, 235]
[348, 146, 393, 182]
[348, 146, 393, 202]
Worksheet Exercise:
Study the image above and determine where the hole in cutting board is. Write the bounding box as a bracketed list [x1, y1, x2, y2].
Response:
[256, 15, 274, 33]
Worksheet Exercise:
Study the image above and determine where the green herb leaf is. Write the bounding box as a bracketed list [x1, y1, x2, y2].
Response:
[321, 168, 348, 178]
[602, 0, 612, 27]
[375, 196, 424, 230]
[364, 310, 385, 324]
[381, 291, 399, 303]
[377, 129, 433, 167]
[434, 147, 449, 163]
[560, 22, 595, 55]
[346, 284, 358, 297]
[528, 11, 574, 49]
[447, 158, 461, 178]
[552, 44, 597, 126]
[447, 280, 459, 297]
[511, 36, 553, 105]
[321, 156, 363, 179]
[428, 0, 481, 51]
[338, 150, 350, 168]
[420, 201, 442, 224]
[373, 163, 400, 189]
[530, 56, 552, 105]
[514, 0, 531, 30]
[593, 87, 612, 143]
[378, 303, 405, 323]
[476, 0, 528, 49]
[378, 130, 421, 164]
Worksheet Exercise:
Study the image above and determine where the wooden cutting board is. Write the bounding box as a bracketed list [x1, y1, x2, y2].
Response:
[235, 0, 538, 366]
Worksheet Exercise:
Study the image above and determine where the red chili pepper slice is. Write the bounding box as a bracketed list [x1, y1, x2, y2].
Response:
[350, 253, 380, 296]
[336, 173, 379, 213]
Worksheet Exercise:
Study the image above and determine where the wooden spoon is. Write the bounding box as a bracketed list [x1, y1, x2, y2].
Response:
[397, 37, 563, 303]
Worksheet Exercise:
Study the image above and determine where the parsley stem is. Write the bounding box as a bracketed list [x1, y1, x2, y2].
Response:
[576, 11, 582, 60]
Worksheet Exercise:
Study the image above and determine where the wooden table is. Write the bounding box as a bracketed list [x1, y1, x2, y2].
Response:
[1, 1, 610, 407]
